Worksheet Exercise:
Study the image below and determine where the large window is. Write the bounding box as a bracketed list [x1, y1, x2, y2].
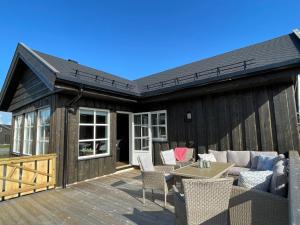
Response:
[79, 108, 110, 159]
[13, 115, 23, 154]
[151, 110, 167, 140]
[36, 107, 50, 155]
[23, 112, 35, 155]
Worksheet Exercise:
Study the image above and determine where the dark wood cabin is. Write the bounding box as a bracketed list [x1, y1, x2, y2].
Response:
[0, 124, 11, 145]
[1, 31, 300, 187]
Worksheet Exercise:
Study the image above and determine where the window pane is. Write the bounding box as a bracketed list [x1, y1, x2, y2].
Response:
[39, 108, 50, 125]
[79, 141, 94, 156]
[142, 139, 149, 151]
[159, 113, 166, 125]
[142, 114, 148, 125]
[134, 126, 141, 137]
[95, 140, 108, 154]
[79, 126, 94, 140]
[134, 115, 141, 124]
[96, 111, 107, 124]
[96, 126, 107, 139]
[151, 114, 157, 125]
[135, 139, 141, 150]
[152, 127, 158, 138]
[43, 142, 49, 154]
[159, 126, 166, 137]
[80, 110, 94, 124]
[142, 127, 148, 137]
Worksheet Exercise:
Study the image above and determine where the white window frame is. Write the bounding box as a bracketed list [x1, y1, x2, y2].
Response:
[78, 107, 111, 160]
[13, 115, 23, 154]
[23, 112, 35, 155]
[36, 107, 51, 155]
[297, 74, 300, 124]
[150, 110, 168, 141]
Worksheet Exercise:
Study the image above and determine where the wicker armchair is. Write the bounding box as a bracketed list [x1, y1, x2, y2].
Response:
[173, 178, 234, 225]
[229, 185, 288, 225]
[160, 148, 195, 168]
[137, 156, 174, 207]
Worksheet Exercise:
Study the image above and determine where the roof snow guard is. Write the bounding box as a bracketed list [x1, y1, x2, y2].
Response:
[142, 59, 255, 92]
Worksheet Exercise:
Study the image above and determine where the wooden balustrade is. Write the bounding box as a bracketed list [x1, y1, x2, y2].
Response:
[0, 153, 56, 200]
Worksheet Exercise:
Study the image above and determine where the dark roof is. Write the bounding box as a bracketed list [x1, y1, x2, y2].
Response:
[2, 30, 300, 103]
[34, 51, 140, 96]
[135, 32, 300, 96]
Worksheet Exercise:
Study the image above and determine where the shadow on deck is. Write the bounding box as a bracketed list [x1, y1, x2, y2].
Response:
[0, 169, 175, 225]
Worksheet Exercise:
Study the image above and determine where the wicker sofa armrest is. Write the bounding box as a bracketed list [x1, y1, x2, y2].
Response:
[141, 171, 166, 190]
[173, 185, 187, 225]
[229, 186, 288, 225]
[154, 165, 174, 173]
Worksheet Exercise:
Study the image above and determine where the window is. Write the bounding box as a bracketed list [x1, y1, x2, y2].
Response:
[36, 107, 50, 155]
[297, 74, 300, 124]
[13, 115, 23, 153]
[79, 108, 110, 159]
[151, 110, 167, 140]
[23, 112, 35, 155]
[134, 113, 150, 151]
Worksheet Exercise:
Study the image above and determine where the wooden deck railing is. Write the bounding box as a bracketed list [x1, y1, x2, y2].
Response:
[289, 150, 300, 225]
[0, 153, 56, 200]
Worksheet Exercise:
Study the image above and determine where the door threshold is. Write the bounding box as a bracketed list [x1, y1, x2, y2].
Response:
[116, 163, 132, 171]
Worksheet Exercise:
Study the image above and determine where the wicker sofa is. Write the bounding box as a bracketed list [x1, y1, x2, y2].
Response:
[229, 185, 288, 225]
[173, 184, 288, 225]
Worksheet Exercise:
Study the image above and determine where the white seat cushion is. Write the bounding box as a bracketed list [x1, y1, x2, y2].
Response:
[198, 153, 216, 162]
[228, 167, 251, 176]
[138, 155, 154, 172]
[238, 170, 273, 192]
[161, 149, 176, 165]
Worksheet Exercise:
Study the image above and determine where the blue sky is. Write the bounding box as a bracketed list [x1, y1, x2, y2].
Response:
[0, 0, 300, 124]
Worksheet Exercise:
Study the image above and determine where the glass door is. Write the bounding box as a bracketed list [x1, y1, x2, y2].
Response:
[131, 112, 152, 165]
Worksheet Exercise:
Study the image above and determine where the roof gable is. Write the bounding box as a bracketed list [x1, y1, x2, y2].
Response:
[0, 43, 56, 110]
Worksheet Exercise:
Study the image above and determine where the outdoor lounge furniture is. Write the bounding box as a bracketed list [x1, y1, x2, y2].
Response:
[137, 155, 174, 207]
[160, 148, 195, 168]
[208, 150, 279, 176]
[229, 185, 288, 225]
[173, 178, 234, 225]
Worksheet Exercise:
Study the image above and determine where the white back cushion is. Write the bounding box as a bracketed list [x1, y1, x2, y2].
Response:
[198, 153, 216, 162]
[161, 149, 176, 165]
[138, 155, 154, 171]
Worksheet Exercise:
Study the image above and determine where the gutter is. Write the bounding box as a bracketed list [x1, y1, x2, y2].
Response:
[55, 83, 139, 103]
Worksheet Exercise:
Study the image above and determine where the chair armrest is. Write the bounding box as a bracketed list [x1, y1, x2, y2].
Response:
[229, 186, 288, 225]
[173, 185, 187, 225]
[154, 165, 174, 173]
[141, 171, 166, 190]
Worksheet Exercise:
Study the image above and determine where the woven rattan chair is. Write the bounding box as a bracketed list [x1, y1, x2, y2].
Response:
[160, 148, 195, 168]
[173, 178, 234, 225]
[229, 185, 288, 225]
[137, 155, 174, 207]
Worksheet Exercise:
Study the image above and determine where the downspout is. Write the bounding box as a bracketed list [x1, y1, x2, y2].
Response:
[62, 87, 83, 188]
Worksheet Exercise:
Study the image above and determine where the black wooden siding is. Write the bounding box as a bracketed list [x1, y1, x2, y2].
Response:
[53, 94, 135, 185]
[161, 83, 299, 154]
[8, 66, 50, 112]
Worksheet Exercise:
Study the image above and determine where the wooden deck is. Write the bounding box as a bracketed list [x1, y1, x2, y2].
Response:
[0, 169, 175, 225]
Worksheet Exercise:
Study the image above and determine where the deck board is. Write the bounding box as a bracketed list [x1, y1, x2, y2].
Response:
[0, 169, 175, 225]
